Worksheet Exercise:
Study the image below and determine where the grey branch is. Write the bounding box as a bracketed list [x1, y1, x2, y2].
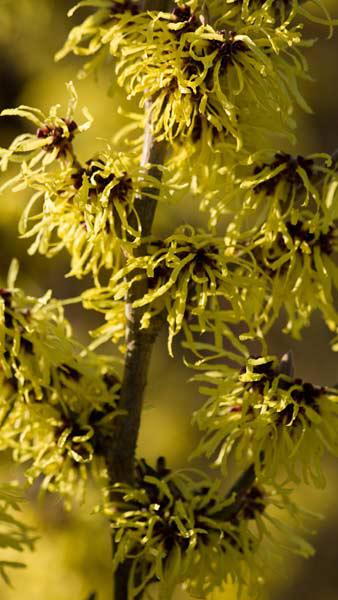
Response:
[102, 2, 172, 599]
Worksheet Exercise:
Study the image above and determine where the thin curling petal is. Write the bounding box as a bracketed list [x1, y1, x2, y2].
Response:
[56, 1, 141, 69]
[194, 354, 338, 487]
[0, 82, 92, 171]
[201, 0, 338, 32]
[82, 292, 127, 353]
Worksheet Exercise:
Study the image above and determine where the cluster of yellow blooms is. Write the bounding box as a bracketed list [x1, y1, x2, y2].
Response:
[0, 282, 121, 501]
[0, 0, 337, 597]
[105, 457, 314, 599]
[194, 354, 338, 487]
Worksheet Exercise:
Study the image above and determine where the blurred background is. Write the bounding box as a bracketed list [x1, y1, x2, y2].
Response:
[0, 1, 337, 599]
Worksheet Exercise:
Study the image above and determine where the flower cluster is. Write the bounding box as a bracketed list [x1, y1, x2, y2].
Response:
[119, 13, 308, 152]
[21, 149, 162, 280]
[231, 152, 338, 338]
[194, 354, 338, 487]
[59, 2, 310, 154]
[210, 0, 336, 29]
[92, 225, 265, 353]
[0, 1, 338, 597]
[105, 457, 312, 599]
[0, 285, 121, 500]
[0, 88, 166, 281]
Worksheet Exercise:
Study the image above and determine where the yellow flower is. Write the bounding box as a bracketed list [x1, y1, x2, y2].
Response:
[60, 4, 309, 150]
[117, 13, 306, 146]
[0, 284, 121, 501]
[22, 150, 160, 281]
[211, 0, 337, 31]
[0, 82, 91, 172]
[1, 101, 165, 280]
[103, 457, 313, 599]
[230, 153, 338, 337]
[99, 225, 263, 354]
[194, 354, 338, 487]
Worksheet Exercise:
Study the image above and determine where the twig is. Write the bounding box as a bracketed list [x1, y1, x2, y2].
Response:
[102, 3, 172, 599]
[105, 127, 167, 485]
[107, 104, 167, 600]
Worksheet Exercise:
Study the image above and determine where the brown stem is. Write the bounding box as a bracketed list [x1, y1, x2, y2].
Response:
[107, 125, 167, 600]
[105, 129, 167, 486]
[103, 3, 173, 598]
